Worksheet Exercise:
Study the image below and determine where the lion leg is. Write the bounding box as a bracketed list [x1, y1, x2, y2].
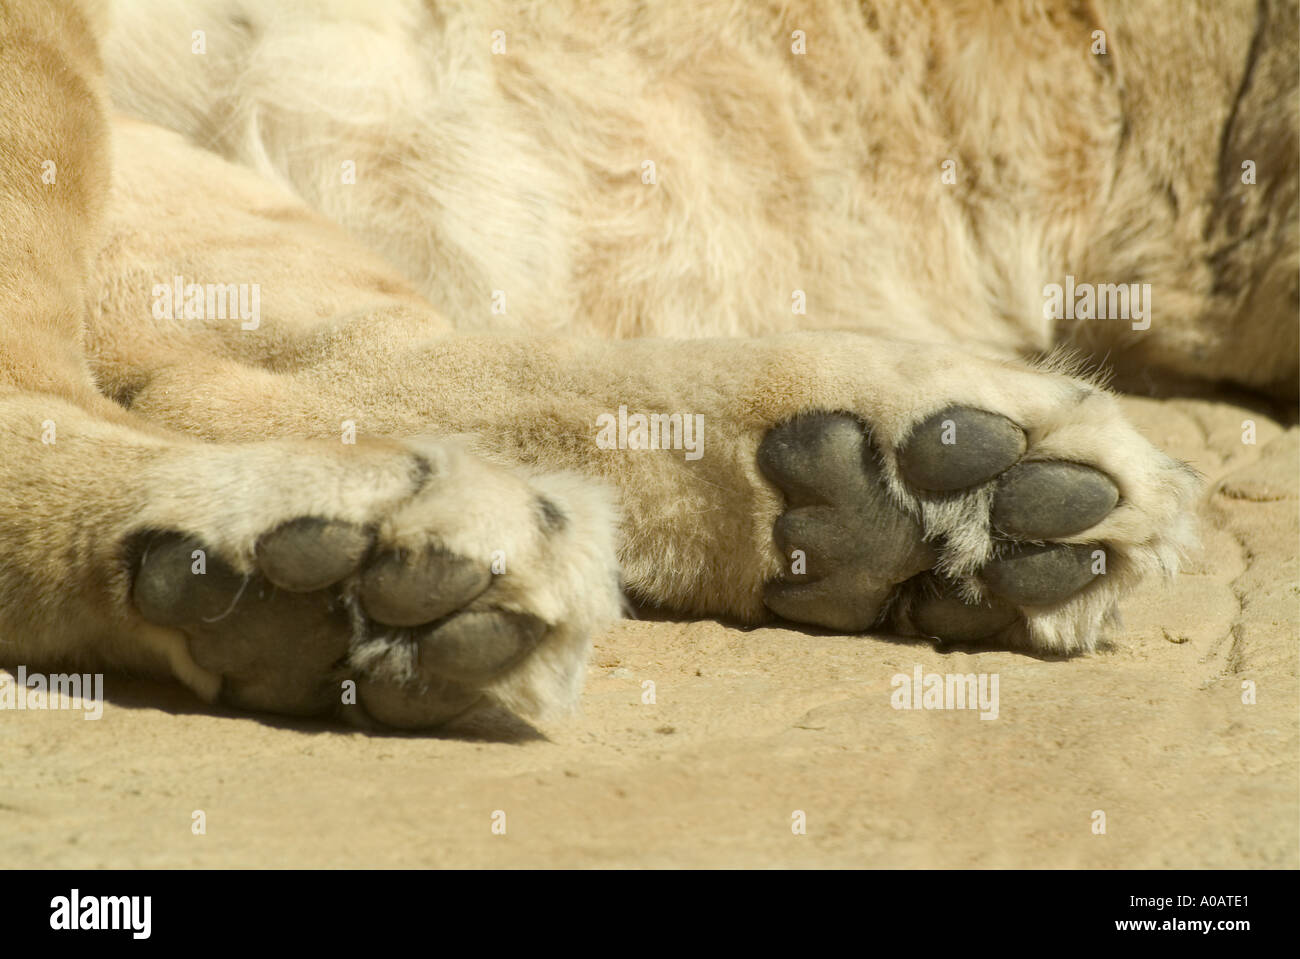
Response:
[87, 126, 1200, 659]
[353, 333, 1203, 655]
[119, 322, 1201, 656]
[0, 5, 621, 728]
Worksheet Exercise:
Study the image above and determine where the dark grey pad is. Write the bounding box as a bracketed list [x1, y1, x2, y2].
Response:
[758, 413, 936, 631]
[360, 548, 491, 627]
[981, 543, 1102, 606]
[256, 517, 372, 591]
[355, 676, 481, 729]
[909, 575, 1021, 643]
[992, 461, 1118, 540]
[416, 611, 546, 684]
[133, 533, 349, 716]
[131, 526, 532, 728]
[897, 407, 1026, 491]
[356, 612, 545, 728]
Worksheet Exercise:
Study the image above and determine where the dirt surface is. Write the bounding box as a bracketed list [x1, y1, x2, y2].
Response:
[3, 396, 1296, 868]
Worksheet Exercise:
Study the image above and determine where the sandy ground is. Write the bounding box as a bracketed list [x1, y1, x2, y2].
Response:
[2, 395, 1296, 868]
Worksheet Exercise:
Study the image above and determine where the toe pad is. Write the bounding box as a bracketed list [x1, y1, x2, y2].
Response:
[897, 407, 1026, 492]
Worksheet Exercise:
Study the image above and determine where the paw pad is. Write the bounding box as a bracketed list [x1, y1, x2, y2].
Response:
[256, 517, 372, 592]
[897, 407, 1026, 491]
[981, 543, 1101, 607]
[760, 402, 1127, 648]
[991, 461, 1118, 540]
[359, 547, 491, 627]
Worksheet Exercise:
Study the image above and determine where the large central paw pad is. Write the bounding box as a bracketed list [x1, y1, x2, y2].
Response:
[757, 415, 936, 632]
[758, 400, 1196, 653]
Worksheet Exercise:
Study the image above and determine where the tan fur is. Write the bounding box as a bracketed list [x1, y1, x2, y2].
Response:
[100, 0, 1300, 392]
[0, 0, 1291, 721]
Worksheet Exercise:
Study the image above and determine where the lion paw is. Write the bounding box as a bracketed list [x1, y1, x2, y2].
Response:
[758, 388, 1200, 654]
[129, 441, 620, 727]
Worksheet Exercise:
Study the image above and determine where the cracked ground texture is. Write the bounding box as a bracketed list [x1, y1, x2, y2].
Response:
[1, 395, 1296, 867]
